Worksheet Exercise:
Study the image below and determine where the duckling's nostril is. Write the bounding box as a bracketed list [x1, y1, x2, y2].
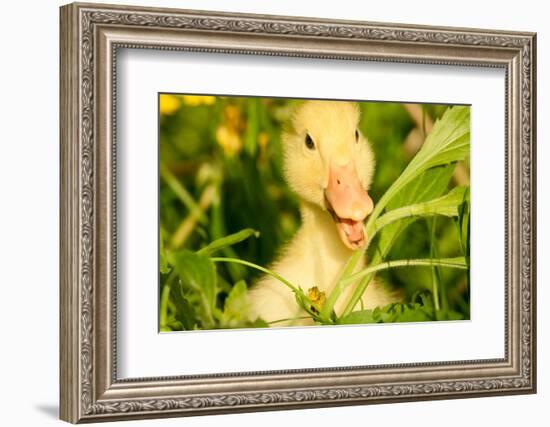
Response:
[337, 179, 341, 185]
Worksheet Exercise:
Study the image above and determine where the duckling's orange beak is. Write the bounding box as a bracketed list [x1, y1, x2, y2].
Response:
[325, 162, 373, 250]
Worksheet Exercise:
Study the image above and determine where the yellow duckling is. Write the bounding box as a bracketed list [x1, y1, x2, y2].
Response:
[249, 100, 398, 326]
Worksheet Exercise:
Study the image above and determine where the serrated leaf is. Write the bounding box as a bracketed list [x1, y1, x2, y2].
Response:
[367, 106, 470, 224]
[400, 106, 470, 183]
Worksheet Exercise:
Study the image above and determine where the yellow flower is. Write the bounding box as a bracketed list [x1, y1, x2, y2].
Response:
[258, 131, 269, 148]
[216, 125, 242, 157]
[307, 286, 326, 311]
[182, 95, 216, 106]
[159, 94, 180, 116]
[224, 104, 243, 130]
[215, 104, 246, 157]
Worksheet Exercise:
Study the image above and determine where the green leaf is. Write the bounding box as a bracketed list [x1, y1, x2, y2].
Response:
[248, 318, 270, 328]
[244, 98, 260, 156]
[413, 289, 435, 312]
[337, 309, 377, 324]
[168, 249, 218, 327]
[367, 106, 470, 223]
[435, 309, 465, 321]
[341, 164, 458, 317]
[374, 165, 456, 260]
[159, 233, 171, 275]
[338, 291, 436, 325]
[197, 228, 260, 256]
[221, 280, 250, 326]
[373, 186, 468, 237]
[169, 283, 197, 330]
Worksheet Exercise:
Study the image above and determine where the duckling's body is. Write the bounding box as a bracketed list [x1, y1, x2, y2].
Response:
[249, 100, 398, 326]
[248, 202, 394, 325]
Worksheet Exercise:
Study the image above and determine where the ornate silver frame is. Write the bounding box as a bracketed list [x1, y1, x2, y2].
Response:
[59, 2, 537, 423]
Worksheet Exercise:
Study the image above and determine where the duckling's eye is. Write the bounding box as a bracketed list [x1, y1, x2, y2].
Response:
[355, 129, 360, 143]
[305, 133, 315, 150]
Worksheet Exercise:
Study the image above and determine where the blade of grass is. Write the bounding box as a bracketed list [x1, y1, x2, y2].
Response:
[209, 187, 246, 282]
[319, 249, 362, 318]
[244, 98, 259, 156]
[160, 163, 207, 224]
[267, 316, 311, 325]
[159, 281, 171, 329]
[340, 257, 467, 288]
[429, 218, 441, 311]
[210, 257, 298, 292]
[198, 228, 260, 256]
[170, 184, 216, 249]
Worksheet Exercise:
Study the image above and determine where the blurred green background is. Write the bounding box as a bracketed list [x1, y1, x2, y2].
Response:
[159, 94, 470, 329]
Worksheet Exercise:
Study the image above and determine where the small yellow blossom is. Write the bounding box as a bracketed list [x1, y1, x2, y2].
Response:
[216, 125, 242, 157]
[159, 94, 180, 116]
[182, 95, 216, 106]
[215, 104, 246, 156]
[224, 104, 243, 131]
[258, 131, 269, 149]
[307, 286, 326, 311]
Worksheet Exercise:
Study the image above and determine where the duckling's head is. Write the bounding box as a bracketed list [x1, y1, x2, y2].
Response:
[283, 100, 375, 250]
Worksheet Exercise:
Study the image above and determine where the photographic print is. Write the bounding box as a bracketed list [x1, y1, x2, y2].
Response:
[159, 95, 470, 331]
[60, 3, 535, 421]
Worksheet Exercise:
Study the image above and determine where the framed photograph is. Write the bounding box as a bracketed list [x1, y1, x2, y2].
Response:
[60, 2, 537, 423]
